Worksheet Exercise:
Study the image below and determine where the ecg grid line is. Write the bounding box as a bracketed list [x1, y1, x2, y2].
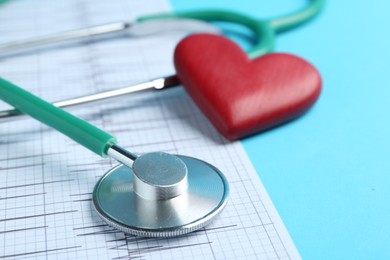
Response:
[0, 0, 300, 259]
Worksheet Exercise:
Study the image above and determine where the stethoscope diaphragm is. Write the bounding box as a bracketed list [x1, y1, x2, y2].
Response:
[93, 153, 229, 237]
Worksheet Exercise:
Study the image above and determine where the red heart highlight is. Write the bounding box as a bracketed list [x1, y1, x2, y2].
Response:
[174, 34, 322, 140]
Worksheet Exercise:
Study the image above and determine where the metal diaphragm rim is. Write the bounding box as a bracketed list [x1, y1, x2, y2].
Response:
[92, 155, 229, 237]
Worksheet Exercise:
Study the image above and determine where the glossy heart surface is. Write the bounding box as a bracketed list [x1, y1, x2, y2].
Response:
[174, 34, 322, 140]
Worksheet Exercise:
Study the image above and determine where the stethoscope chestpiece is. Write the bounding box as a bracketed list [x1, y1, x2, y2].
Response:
[92, 152, 229, 237]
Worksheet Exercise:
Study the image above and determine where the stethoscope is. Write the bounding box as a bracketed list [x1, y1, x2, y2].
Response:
[0, 0, 324, 237]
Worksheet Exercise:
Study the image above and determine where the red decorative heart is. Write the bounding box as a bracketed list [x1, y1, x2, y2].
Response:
[174, 34, 322, 140]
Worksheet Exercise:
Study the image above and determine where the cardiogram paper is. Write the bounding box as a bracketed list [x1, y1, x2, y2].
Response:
[0, 0, 300, 259]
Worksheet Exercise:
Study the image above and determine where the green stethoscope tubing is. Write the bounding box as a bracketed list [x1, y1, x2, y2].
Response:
[139, 0, 325, 59]
[0, 79, 117, 156]
[0, 0, 324, 157]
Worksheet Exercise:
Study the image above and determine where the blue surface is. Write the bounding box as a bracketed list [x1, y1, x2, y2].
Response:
[170, 1, 390, 259]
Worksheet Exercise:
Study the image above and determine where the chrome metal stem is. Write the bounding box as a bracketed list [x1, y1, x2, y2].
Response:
[0, 18, 220, 56]
[0, 75, 180, 121]
[107, 144, 138, 168]
[0, 22, 130, 54]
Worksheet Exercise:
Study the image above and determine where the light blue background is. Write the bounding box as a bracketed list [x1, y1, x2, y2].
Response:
[171, 1, 390, 259]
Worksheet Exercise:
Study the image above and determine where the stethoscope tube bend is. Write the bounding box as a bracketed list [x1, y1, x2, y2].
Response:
[0, 0, 325, 58]
[139, 0, 325, 58]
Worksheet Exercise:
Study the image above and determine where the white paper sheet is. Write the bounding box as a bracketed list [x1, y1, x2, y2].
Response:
[0, 0, 300, 259]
